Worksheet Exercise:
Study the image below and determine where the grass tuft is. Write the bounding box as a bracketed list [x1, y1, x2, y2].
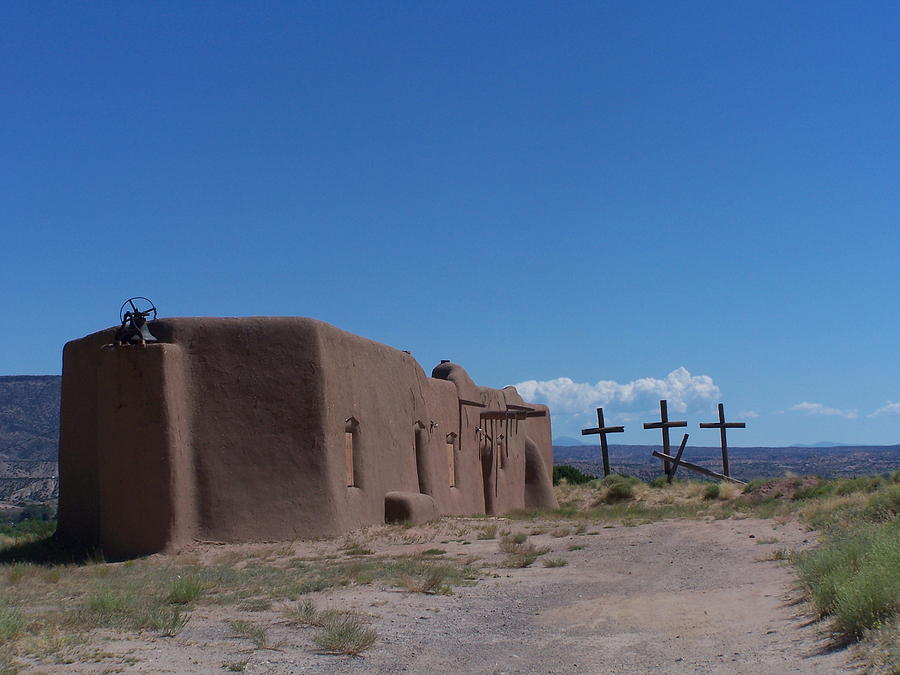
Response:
[401, 567, 451, 594]
[228, 619, 269, 649]
[542, 558, 568, 568]
[167, 574, 205, 604]
[313, 613, 376, 655]
[476, 524, 498, 540]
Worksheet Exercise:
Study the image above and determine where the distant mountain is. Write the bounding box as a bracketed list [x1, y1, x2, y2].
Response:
[0, 376, 60, 503]
[0, 376, 60, 461]
[552, 436, 590, 446]
[554, 443, 900, 481]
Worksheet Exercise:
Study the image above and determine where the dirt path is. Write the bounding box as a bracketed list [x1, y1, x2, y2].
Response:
[287, 518, 849, 674]
[26, 517, 853, 674]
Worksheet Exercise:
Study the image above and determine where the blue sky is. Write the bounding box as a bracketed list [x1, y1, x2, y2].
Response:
[2, 1, 898, 447]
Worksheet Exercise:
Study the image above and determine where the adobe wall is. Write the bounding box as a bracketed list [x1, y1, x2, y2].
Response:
[56, 317, 556, 558]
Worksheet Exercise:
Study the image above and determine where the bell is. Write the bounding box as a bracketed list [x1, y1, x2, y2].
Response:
[133, 314, 158, 343]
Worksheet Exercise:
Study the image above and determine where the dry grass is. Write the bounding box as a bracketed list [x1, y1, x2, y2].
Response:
[228, 619, 270, 649]
[0, 527, 485, 672]
[287, 600, 376, 655]
[542, 558, 568, 568]
[400, 567, 452, 594]
[476, 524, 498, 540]
[497, 534, 551, 568]
[852, 619, 899, 674]
[313, 613, 376, 655]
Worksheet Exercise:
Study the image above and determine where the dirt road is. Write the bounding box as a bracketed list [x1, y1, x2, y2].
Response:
[300, 518, 850, 674]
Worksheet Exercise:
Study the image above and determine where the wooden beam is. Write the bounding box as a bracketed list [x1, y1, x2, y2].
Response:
[651, 451, 746, 484]
[480, 411, 526, 420]
[581, 426, 625, 435]
[667, 433, 689, 483]
[643, 421, 688, 430]
[460, 399, 487, 408]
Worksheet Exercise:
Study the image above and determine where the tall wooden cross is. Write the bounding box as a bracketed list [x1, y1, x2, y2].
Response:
[643, 399, 687, 478]
[699, 403, 746, 477]
[581, 407, 624, 477]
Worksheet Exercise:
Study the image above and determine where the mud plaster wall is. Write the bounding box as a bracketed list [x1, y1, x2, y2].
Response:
[56, 317, 557, 558]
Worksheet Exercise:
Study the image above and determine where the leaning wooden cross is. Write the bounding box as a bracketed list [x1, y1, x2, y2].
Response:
[581, 407, 624, 477]
[699, 403, 746, 478]
[642, 400, 687, 479]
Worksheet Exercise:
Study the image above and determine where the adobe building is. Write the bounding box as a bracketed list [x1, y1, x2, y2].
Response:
[56, 317, 557, 559]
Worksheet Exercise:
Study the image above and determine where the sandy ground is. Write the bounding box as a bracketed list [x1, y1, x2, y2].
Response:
[23, 516, 854, 674]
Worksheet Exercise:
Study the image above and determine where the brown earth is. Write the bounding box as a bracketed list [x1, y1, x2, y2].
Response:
[19, 516, 853, 674]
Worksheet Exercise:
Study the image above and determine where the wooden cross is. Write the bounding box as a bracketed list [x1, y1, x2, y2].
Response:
[666, 433, 690, 483]
[643, 399, 687, 478]
[699, 403, 746, 477]
[581, 407, 624, 477]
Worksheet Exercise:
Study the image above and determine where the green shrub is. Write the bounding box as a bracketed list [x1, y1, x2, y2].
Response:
[797, 520, 900, 637]
[605, 482, 634, 501]
[599, 474, 640, 488]
[835, 476, 884, 496]
[745, 478, 772, 491]
[861, 485, 900, 523]
[793, 480, 834, 501]
[0, 518, 56, 540]
[598, 474, 638, 502]
[17, 502, 54, 522]
[553, 465, 594, 485]
[703, 483, 720, 500]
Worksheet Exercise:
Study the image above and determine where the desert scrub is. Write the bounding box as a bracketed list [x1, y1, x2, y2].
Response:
[401, 567, 452, 594]
[796, 519, 899, 637]
[313, 613, 376, 655]
[0, 601, 25, 642]
[498, 534, 550, 568]
[476, 524, 498, 540]
[498, 533, 528, 553]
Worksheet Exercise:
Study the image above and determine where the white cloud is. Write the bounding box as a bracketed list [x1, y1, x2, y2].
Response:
[869, 401, 900, 418]
[512, 367, 721, 416]
[787, 402, 858, 420]
[738, 410, 760, 419]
